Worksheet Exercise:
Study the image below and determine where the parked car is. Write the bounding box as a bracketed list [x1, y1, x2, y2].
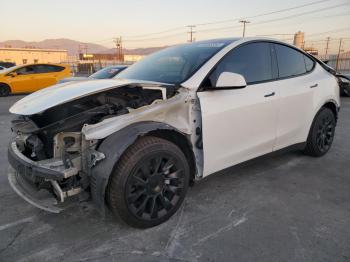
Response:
[59, 65, 127, 83]
[338, 74, 350, 96]
[0, 62, 16, 68]
[8, 38, 340, 228]
[0, 63, 71, 96]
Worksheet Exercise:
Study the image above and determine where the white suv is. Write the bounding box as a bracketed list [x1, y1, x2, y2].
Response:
[8, 38, 340, 228]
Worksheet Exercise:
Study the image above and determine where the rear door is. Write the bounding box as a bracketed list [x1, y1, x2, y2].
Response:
[272, 44, 318, 150]
[31, 65, 64, 91]
[198, 42, 280, 176]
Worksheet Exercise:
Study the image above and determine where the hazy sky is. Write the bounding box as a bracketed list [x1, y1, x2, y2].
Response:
[1, 0, 350, 52]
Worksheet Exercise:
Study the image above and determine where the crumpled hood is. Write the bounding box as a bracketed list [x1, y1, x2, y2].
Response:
[9, 78, 169, 115]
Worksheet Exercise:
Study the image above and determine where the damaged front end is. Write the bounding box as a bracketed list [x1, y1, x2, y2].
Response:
[8, 82, 182, 213]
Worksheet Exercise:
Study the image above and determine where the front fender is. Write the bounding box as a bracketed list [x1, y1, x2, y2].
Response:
[90, 121, 183, 215]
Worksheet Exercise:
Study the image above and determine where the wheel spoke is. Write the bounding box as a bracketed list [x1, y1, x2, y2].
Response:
[128, 189, 146, 203]
[162, 158, 175, 173]
[130, 175, 147, 187]
[136, 196, 149, 216]
[152, 156, 163, 174]
[149, 196, 158, 218]
[158, 194, 172, 210]
[140, 164, 150, 176]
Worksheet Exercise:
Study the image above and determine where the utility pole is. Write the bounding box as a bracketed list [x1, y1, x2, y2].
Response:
[239, 20, 250, 37]
[187, 25, 196, 42]
[335, 38, 343, 71]
[114, 37, 124, 63]
[325, 37, 330, 59]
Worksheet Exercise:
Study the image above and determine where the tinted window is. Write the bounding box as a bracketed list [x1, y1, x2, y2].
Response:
[35, 65, 51, 73]
[207, 42, 273, 86]
[274, 44, 307, 78]
[35, 65, 64, 73]
[47, 65, 64, 72]
[304, 56, 315, 72]
[16, 66, 35, 75]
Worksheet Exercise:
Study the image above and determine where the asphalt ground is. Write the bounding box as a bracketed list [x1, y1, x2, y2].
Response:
[0, 95, 349, 262]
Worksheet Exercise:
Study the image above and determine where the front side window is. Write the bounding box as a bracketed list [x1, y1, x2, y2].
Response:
[206, 42, 273, 86]
[16, 66, 35, 75]
[274, 44, 307, 78]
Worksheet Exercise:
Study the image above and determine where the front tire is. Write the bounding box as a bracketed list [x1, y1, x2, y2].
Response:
[304, 107, 336, 157]
[107, 136, 190, 228]
[0, 84, 10, 97]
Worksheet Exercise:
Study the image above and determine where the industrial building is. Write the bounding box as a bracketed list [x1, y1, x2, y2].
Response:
[0, 47, 68, 65]
[293, 31, 319, 56]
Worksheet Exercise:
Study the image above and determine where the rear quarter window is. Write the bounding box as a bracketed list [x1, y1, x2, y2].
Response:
[48, 65, 65, 72]
[274, 44, 307, 78]
[304, 56, 315, 72]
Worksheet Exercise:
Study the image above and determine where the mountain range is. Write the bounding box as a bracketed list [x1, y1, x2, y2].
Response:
[0, 38, 167, 56]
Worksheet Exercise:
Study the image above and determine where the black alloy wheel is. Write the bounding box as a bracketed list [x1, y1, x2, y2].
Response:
[0, 84, 10, 97]
[304, 107, 336, 157]
[126, 153, 185, 221]
[107, 136, 190, 228]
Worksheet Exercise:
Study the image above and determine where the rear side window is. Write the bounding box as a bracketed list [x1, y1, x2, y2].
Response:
[35, 65, 65, 73]
[207, 42, 273, 85]
[274, 44, 308, 78]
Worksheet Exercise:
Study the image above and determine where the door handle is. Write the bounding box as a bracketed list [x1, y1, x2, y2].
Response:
[310, 84, 318, 88]
[264, 92, 275, 98]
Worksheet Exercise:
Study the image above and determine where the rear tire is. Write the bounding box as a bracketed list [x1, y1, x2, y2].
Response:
[304, 107, 336, 157]
[0, 84, 10, 97]
[341, 86, 350, 97]
[107, 136, 190, 228]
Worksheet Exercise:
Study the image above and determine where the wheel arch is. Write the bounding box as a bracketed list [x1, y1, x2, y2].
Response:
[322, 100, 339, 121]
[90, 121, 196, 215]
[305, 99, 339, 143]
[0, 82, 11, 94]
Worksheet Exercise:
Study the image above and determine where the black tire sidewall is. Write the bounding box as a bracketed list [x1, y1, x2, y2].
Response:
[308, 108, 336, 156]
[0, 84, 10, 97]
[108, 137, 190, 228]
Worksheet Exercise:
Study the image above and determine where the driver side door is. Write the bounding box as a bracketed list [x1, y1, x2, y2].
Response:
[197, 42, 280, 176]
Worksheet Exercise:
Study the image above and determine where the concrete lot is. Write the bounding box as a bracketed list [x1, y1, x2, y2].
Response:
[0, 95, 349, 262]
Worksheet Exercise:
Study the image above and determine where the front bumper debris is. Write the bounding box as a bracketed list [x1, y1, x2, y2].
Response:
[8, 141, 83, 212]
[8, 167, 63, 213]
[8, 141, 78, 180]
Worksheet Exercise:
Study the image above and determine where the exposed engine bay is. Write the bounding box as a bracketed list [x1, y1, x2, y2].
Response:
[9, 84, 175, 207]
[12, 85, 167, 160]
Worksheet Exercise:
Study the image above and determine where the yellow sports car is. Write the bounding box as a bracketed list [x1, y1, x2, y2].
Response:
[0, 63, 71, 96]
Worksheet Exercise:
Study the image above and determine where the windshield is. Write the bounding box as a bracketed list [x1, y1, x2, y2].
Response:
[90, 67, 123, 79]
[0, 65, 21, 74]
[116, 40, 234, 84]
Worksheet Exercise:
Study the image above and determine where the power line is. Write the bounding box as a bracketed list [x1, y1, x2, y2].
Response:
[195, 2, 350, 36]
[123, 31, 187, 42]
[194, 0, 332, 27]
[111, 0, 333, 42]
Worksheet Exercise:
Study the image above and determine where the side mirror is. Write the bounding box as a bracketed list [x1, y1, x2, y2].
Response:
[7, 72, 17, 77]
[216, 72, 247, 89]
